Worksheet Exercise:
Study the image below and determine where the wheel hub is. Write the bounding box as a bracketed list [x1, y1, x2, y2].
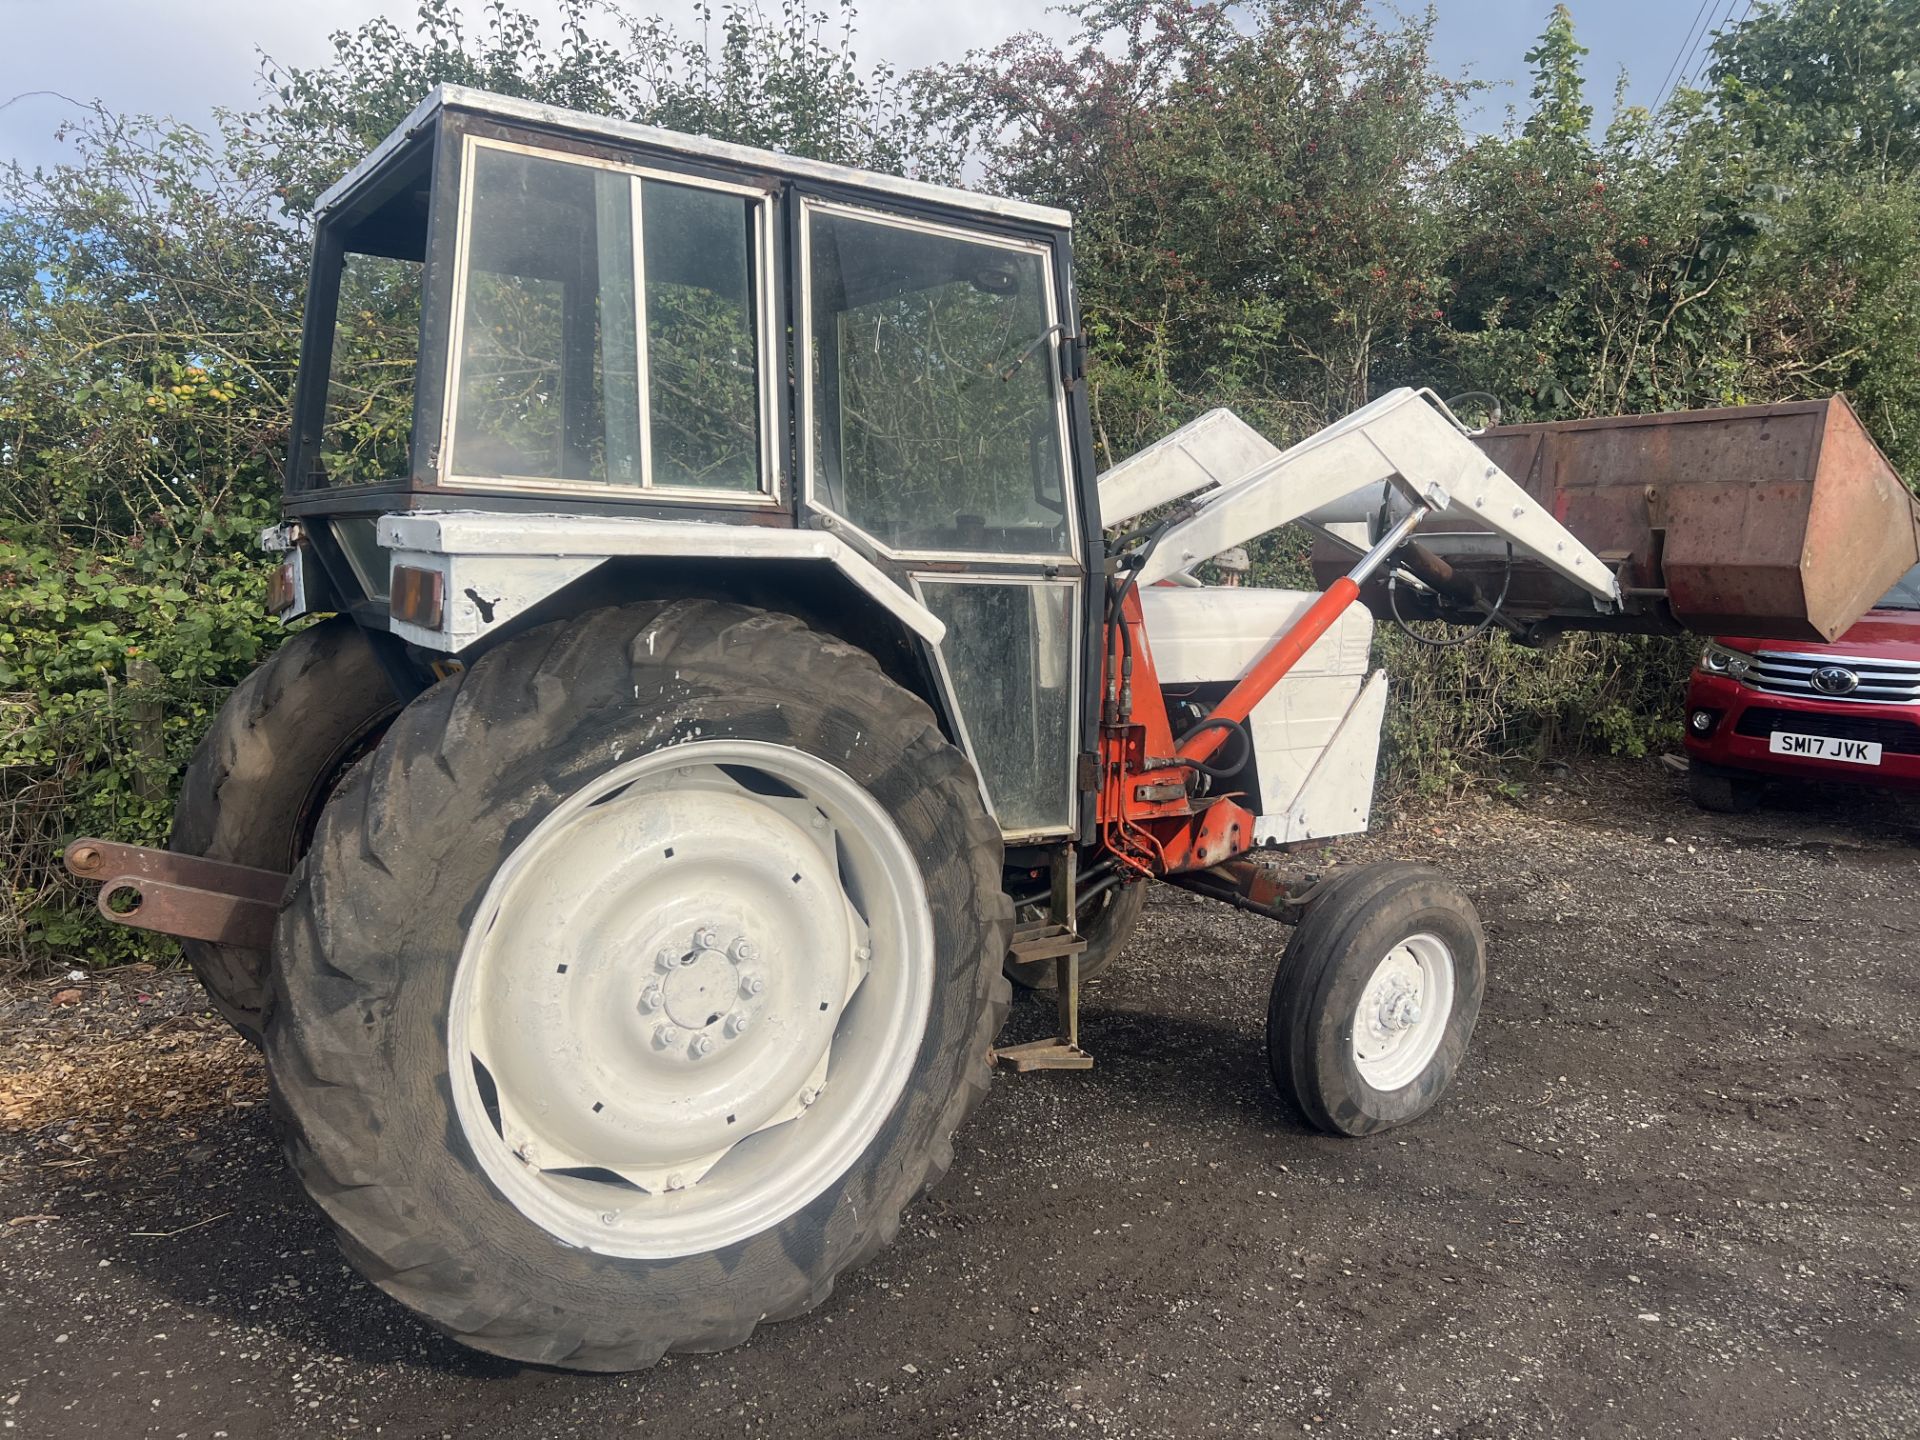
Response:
[656, 934, 749, 1039]
[446, 740, 933, 1259]
[1351, 934, 1455, 1092]
[1373, 980, 1423, 1033]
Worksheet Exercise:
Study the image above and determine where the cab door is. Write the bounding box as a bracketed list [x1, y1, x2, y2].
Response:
[793, 194, 1091, 842]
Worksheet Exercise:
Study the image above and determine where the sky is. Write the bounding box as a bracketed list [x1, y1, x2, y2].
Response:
[0, 0, 1742, 173]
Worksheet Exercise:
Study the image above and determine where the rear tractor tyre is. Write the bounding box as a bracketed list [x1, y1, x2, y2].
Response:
[1005, 879, 1147, 990]
[1266, 862, 1486, 1137]
[267, 601, 1013, 1370]
[1688, 761, 1763, 814]
[169, 616, 399, 1042]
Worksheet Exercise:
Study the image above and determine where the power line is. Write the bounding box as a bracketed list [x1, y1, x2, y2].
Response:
[1653, 0, 1718, 113]
[1667, 0, 1728, 105]
[1684, 0, 1747, 94]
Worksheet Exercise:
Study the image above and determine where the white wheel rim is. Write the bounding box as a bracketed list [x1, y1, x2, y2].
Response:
[1350, 932, 1454, 1092]
[447, 739, 933, 1259]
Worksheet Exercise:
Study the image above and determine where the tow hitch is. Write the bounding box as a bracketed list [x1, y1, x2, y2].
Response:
[63, 839, 287, 951]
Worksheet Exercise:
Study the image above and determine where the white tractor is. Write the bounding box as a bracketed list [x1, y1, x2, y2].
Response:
[66, 88, 1919, 1369]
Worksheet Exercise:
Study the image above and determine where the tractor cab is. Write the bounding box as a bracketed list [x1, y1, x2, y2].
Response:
[281, 86, 1098, 843]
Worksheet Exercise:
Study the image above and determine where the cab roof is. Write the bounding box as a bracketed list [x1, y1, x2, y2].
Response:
[314, 84, 1072, 231]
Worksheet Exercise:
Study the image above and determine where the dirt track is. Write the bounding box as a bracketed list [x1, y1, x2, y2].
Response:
[2, 757, 1916, 1438]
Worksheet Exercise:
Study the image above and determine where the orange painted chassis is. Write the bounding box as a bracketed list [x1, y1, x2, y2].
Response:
[1095, 577, 1365, 878]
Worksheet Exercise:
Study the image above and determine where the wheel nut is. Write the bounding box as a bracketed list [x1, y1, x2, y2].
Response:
[639, 986, 664, 1012]
[656, 949, 679, 973]
[692, 927, 716, 951]
[725, 1014, 749, 1038]
[691, 1034, 715, 1058]
[666, 1172, 686, 1191]
[654, 1024, 681, 1048]
[799, 1085, 819, 1108]
[741, 975, 765, 997]
[730, 939, 757, 963]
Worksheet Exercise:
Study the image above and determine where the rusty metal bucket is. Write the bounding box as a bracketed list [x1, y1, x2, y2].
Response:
[1318, 396, 1920, 642]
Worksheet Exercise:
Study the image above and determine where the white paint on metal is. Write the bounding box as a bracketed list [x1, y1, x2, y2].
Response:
[258, 522, 300, 553]
[267, 545, 315, 626]
[1122, 390, 1622, 605]
[258, 523, 317, 623]
[1253, 669, 1389, 846]
[375, 510, 946, 652]
[1095, 408, 1278, 527]
[446, 739, 933, 1258]
[1351, 933, 1455, 1091]
[1137, 586, 1383, 840]
[317, 84, 1071, 229]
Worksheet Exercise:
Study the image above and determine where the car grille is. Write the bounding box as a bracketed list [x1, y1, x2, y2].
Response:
[1749, 650, 1920, 705]
[1734, 707, 1920, 755]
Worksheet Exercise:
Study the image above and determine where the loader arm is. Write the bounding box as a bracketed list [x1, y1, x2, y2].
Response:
[1093, 388, 1918, 884]
[1092, 390, 1620, 780]
[1118, 388, 1622, 606]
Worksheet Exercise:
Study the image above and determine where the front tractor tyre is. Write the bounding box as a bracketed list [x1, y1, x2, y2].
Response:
[1266, 863, 1486, 1137]
[267, 601, 1012, 1370]
[169, 616, 400, 1041]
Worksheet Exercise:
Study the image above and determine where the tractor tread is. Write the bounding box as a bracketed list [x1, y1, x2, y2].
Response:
[267, 600, 1010, 1370]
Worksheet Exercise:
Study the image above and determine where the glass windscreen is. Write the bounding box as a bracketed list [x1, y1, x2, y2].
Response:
[452, 146, 639, 483]
[642, 180, 760, 490]
[1876, 563, 1920, 610]
[320, 253, 421, 484]
[808, 207, 1071, 555]
[449, 145, 764, 492]
[920, 579, 1076, 836]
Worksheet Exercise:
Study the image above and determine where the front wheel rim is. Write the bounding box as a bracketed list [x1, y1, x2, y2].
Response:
[1350, 932, 1454, 1092]
[447, 739, 934, 1259]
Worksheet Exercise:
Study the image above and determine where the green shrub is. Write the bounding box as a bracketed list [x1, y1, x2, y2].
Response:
[1377, 629, 1695, 798]
[0, 519, 282, 971]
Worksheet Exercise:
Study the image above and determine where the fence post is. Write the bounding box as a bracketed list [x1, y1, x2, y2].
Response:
[126, 657, 165, 805]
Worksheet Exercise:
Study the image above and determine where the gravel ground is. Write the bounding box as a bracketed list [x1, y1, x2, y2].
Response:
[1, 757, 1915, 1439]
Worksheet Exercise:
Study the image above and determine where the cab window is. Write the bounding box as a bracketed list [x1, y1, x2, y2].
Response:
[805, 204, 1072, 556]
[448, 142, 768, 495]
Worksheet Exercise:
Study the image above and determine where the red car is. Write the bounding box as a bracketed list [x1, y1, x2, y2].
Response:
[1684, 563, 1920, 810]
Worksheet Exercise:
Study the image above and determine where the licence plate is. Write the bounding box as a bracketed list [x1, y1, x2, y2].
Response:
[1767, 731, 1882, 766]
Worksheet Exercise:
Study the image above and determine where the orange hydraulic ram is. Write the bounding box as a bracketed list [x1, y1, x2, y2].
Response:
[1174, 504, 1433, 768]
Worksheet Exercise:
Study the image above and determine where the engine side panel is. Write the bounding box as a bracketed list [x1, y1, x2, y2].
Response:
[1137, 586, 1384, 842]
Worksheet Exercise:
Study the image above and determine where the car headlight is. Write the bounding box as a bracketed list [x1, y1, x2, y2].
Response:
[1701, 642, 1754, 678]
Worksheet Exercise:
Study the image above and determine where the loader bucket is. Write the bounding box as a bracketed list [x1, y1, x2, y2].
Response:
[1317, 396, 1920, 642]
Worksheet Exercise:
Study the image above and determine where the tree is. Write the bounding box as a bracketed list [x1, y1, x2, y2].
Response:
[1522, 4, 1591, 147]
[248, 0, 956, 217]
[930, 0, 1472, 460]
[1429, 1, 1920, 474]
[1708, 0, 1920, 181]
